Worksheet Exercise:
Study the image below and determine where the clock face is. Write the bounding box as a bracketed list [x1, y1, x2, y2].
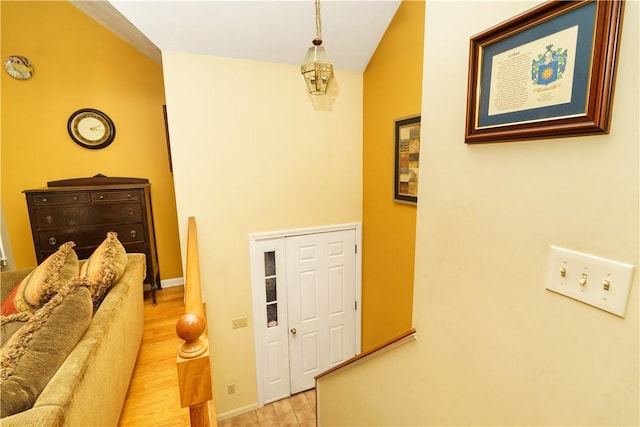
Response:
[68, 109, 115, 149]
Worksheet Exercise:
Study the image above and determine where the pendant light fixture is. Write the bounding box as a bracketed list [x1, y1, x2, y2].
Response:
[301, 0, 333, 95]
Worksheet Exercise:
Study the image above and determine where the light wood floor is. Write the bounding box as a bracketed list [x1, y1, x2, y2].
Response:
[118, 286, 316, 427]
[118, 286, 190, 426]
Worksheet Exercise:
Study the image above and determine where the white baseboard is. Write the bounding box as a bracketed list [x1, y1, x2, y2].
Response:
[160, 277, 184, 288]
[217, 403, 259, 421]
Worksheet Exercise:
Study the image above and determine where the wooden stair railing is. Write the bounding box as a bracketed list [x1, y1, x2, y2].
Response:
[176, 217, 216, 426]
[315, 328, 417, 380]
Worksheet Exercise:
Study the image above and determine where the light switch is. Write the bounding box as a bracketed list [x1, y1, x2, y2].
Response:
[545, 246, 635, 317]
[232, 316, 248, 329]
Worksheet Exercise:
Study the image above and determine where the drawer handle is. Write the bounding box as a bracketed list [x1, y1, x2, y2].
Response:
[127, 208, 134, 216]
[42, 198, 48, 203]
[45, 215, 53, 224]
[48, 237, 57, 246]
[127, 193, 132, 198]
[130, 230, 137, 238]
[73, 196, 78, 201]
[98, 195, 104, 200]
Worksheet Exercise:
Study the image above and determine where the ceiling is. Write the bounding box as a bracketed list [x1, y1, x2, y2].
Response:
[72, 1, 402, 72]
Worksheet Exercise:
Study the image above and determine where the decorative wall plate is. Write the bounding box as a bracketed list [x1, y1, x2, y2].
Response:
[68, 109, 116, 149]
[4, 55, 34, 80]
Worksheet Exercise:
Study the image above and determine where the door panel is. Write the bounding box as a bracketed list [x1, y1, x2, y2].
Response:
[300, 270, 318, 321]
[329, 266, 345, 314]
[329, 326, 345, 364]
[267, 340, 283, 382]
[287, 230, 357, 394]
[302, 332, 319, 373]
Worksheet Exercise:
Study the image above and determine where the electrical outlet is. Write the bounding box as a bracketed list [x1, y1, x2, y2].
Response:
[545, 246, 635, 317]
[227, 384, 235, 394]
[231, 317, 248, 329]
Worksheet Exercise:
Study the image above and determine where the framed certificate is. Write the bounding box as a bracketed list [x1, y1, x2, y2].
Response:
[465, 0, 624, 144]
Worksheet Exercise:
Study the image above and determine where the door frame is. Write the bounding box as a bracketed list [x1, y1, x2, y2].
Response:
[249, 223, 362, 408]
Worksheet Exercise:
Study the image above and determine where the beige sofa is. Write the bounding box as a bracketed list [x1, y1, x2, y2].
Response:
[0, 254, 146, 426]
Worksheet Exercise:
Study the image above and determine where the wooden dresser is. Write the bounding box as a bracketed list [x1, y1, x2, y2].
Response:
[24, 176, 161, 304]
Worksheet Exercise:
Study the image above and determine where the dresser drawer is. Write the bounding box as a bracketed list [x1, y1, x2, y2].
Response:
[33, 203, 143, 228]
[90, 190, 141, 203]
[30, 193, 89, 206]
[36, 223, 146, 249]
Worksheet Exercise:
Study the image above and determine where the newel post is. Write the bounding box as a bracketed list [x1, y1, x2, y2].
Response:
[176, 217, 215, 426]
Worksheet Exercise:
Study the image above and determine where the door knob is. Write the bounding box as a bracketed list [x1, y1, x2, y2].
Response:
[290, 328, 297, 335]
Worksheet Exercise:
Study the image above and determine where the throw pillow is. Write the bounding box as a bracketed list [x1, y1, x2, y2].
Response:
[79, 232, 128, 305]
[1, 242, 78, 315]
[0, 287, 20, 317]
[0, 285, 93, 417]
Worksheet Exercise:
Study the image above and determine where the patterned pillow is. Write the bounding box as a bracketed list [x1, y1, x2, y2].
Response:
[80, 232, 128, 305]
[1, 242, 78, 315]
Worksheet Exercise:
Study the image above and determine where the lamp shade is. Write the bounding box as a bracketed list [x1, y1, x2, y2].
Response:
[301, 44, 333, 95]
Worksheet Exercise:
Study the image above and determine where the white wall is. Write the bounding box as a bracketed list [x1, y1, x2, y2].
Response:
[414, 1, 638, 424]
[162, 52, 363, 416]
[318, 1, 639, 425]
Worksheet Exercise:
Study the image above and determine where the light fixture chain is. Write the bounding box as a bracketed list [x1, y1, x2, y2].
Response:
[315, 0, 322, 41]
[301, 0, 333, 95]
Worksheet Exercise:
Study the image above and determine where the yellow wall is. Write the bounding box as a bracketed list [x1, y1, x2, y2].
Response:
[362, 0, 424, 350]
[1, 1, 182, 280]
[162, 51, 363, 417]
[318, 1, 639, 425]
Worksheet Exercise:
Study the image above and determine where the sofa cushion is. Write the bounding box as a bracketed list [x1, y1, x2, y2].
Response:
[79, 232, 128, 308]
[0, 320, 26, 348]
[0, 285, 93, 418]
[1, 242, 78, 316]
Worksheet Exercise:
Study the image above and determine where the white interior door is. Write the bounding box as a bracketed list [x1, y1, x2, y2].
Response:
[286, 229, 357, 394]
[251, 224, 361, 406]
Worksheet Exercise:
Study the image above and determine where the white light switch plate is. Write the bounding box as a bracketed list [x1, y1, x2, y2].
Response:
[545, 246, 635, 317]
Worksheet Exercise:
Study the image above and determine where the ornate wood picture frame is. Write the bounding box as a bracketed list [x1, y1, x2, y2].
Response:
[465, 0, 624, 144]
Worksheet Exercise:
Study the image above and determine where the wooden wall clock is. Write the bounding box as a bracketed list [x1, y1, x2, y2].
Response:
[68, 108, 116, 149]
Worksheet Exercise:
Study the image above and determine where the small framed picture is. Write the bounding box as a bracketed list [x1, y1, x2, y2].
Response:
[394, 115, 421, 204]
